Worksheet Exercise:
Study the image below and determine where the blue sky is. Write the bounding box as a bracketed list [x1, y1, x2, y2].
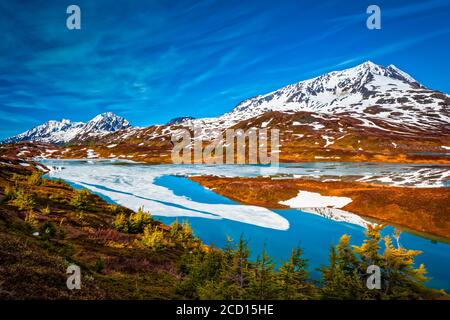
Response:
[1, 0, 450, 139]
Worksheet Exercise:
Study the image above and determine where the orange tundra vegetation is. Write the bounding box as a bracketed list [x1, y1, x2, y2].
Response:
[189, 176, 450, 240]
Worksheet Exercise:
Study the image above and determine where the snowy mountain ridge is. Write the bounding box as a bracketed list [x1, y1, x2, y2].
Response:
[2, 112, 130, 144]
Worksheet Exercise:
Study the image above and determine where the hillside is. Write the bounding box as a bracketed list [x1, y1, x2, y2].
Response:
[0, 160, 196, 299]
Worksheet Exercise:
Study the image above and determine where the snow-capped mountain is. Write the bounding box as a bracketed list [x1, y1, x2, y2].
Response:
[82, 112, 130, 133]
[61, 61, 448, 161]
[3, 61, 449, 164]
[2, 112, 131, 144]
[181, 61, 449, 134]
[167, 116, 195, 125]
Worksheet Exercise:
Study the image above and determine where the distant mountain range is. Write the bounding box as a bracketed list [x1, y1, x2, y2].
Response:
[2, 112, 130, 144]
[167, 116, 196, 125]
[3, 61, 449, 163]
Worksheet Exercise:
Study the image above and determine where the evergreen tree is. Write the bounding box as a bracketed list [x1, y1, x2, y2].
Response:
[169, 219, 197, 248]
[352, 225, 383, 270]
[278, 247, 316, 299]
[320, 234, 366, 299]
[176, 227, 443, 300]
[169, 219, 183, 240]
[248, 247, 280, 299]
[378, 234, 438, 299]
[177, 245, 225, 299]
[210, 235, 253, 299]
[232, 236, 251, 296]
[321, 226, 442, 300]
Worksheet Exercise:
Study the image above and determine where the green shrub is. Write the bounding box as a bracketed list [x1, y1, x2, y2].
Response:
[141, 225, 166, 251]
[112, 213, 129, 233]
[70, 189, 91, 210]
[169, 220, 183, 239]
[108, 204, 123, 214]
[11, 187, 35, 210]
[3, 185, 15, 200]
[170, 220, 196, 247]
[25, 211, 38, 228]
[112, 207, 152, 234]
[94, 259, 105, 273]
[27, 171, 43, 186]
[128, 207, 152, 233]
[41, 205, 51, 215]
[40, 221, 57, 240]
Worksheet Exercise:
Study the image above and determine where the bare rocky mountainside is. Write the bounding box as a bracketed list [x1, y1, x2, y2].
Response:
[2, 61, 449, 163]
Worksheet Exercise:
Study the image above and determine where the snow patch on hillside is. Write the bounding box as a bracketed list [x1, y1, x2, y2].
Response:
[279, 191, 352, 208]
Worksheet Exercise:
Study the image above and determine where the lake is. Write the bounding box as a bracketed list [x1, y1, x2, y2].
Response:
[41, 159, 450, 291]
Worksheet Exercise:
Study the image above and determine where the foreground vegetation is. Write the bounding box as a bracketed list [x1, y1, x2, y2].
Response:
[177, 226, 444, 300]
[0, 161, 446, 299]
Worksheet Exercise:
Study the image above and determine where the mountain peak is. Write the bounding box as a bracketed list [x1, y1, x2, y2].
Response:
[358, 60, 379, 69]
[89, 112, 122, 122]
[345, 61, 390, 77]
[345, 61, 419, 85]
[85, 112, 130, 133]
[92, 112, 118, 119]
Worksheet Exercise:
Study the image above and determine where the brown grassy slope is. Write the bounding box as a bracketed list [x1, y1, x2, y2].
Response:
[0, 161, 183, 299]
[190, 176, 450, 239]
[3, 109, 450, 165]
[229, 111, 450, 164]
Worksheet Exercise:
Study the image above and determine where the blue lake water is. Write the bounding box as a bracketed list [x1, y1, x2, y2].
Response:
[42, 160, 450, 291]
[153, 175, 450, 291]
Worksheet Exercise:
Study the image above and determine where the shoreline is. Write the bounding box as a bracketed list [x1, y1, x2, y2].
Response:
[189, 175, 450, 240]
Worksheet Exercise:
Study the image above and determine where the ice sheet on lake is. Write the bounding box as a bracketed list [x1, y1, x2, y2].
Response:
[42, 159, 450, 187]
[45, 161, 289, 230]
[40, 159, 449, 230]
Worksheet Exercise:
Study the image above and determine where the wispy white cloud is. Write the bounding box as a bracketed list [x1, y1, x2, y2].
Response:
[0, 109, 37, 124]
[334, 27, 450, 68]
